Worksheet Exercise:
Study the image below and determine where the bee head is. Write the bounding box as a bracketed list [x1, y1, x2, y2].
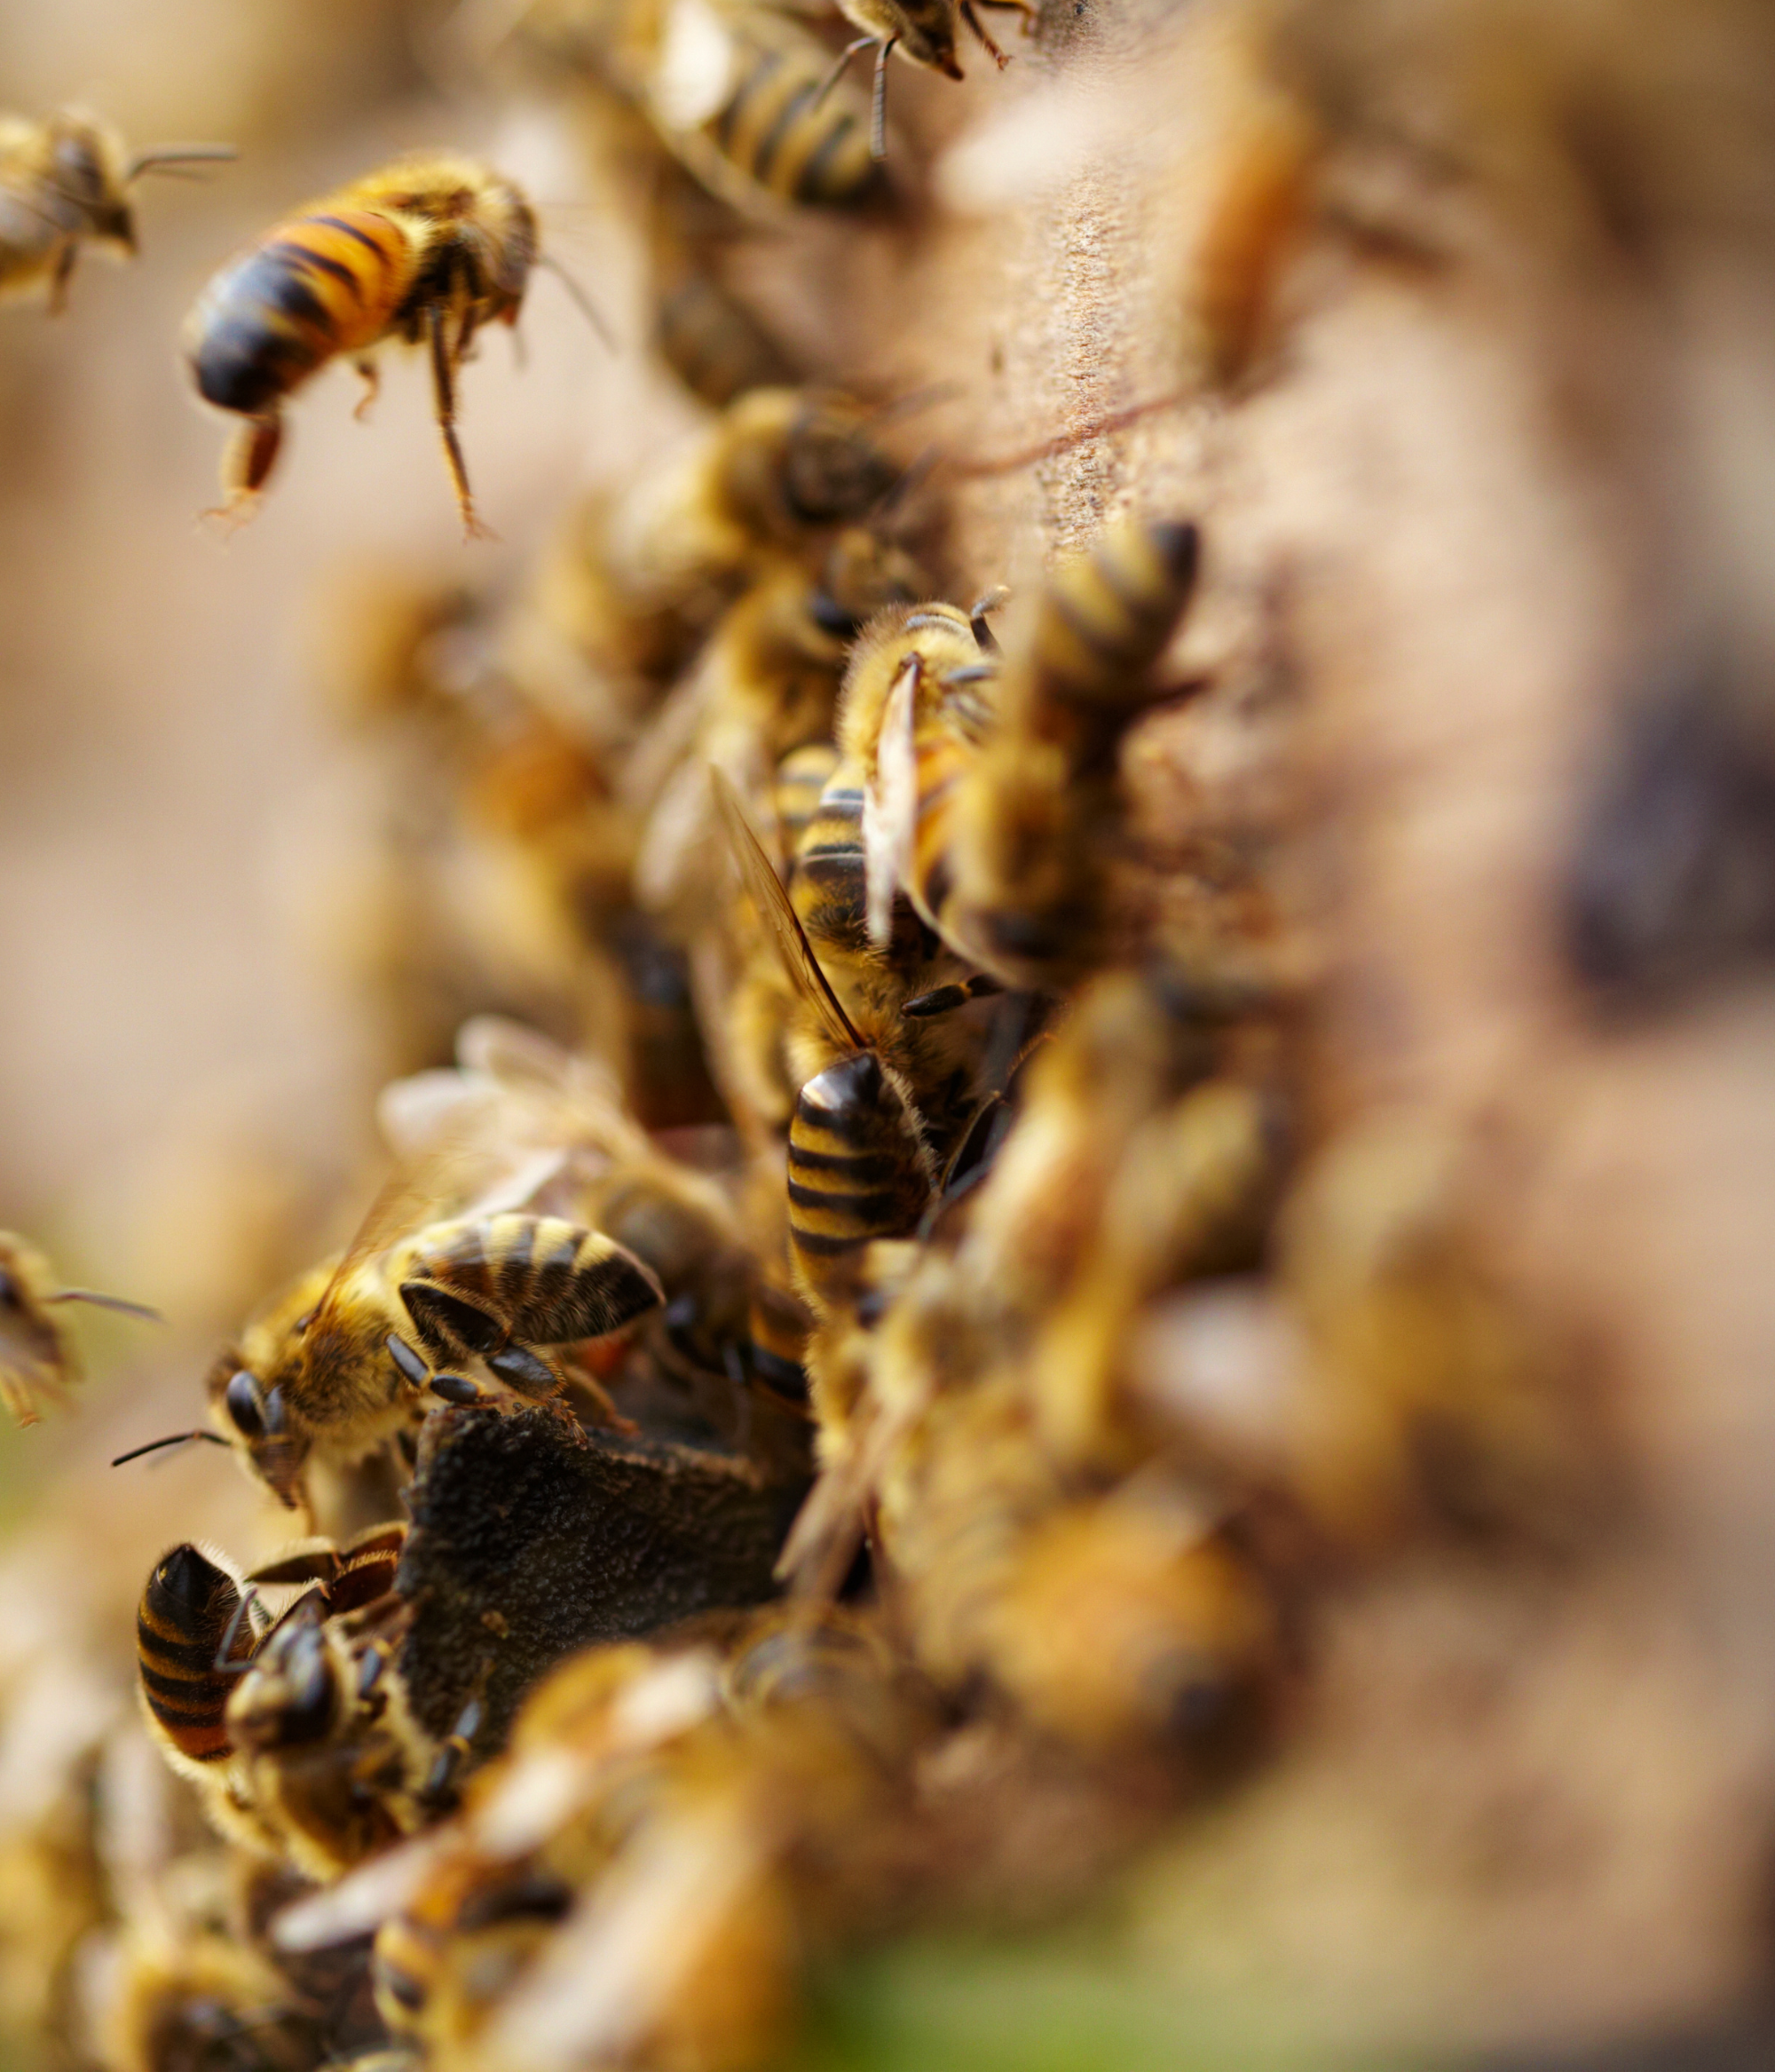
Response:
[208, 1358, 309, 1509]
[49, 112, 134, 250]
[891, 0, 963, 76]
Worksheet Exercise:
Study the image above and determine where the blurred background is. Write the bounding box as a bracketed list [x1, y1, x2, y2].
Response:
[0, 0, 674, 1506]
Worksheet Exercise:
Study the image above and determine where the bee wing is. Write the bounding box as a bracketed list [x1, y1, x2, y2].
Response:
[311, 1117, 538, 1329]
[863, 657, 919, 949]
[712, 765, 862, 1059]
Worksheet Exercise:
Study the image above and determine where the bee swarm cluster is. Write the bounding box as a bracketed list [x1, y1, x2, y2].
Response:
[7, 0, 1775, 2068]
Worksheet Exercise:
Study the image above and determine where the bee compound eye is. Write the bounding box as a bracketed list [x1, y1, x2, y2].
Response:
[224, 1370, 264, 1439]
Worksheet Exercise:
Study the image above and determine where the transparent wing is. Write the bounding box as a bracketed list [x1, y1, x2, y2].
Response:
[711, 765, 861, 1059]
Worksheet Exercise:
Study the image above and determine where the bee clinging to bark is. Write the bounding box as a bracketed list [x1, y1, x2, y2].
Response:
[200, 1134, 664, 1510]
[0, 1230, 158, 1426]
[185, 153, 586, 539]
[941, 516, 1203, 990]
[818, 0, 1041, 161]
[0, 108, 233, 312]
[714, 773, 935, 1314]
[846, 595, 1002, 955]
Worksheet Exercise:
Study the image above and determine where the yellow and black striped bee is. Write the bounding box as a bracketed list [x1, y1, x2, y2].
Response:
[185, 153, 548, 538]
[199, 1136, 664, 1511]
[714, 774, 935, 1314]
[136, 1542, 268, 1782]
[822, 0, 1039, 161]
[519, 0, 883, 210]
[842, 595, 1001, 954]
[0, 1230, 158, 1426]
[134, 1531, 454, 1884]
[866, 518, 1202, 992]
[0, 108, 232, 311]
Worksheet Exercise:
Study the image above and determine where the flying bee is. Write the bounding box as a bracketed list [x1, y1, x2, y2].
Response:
[0, 1230, 158, 1426]
[185, 152, 598, 539]
[196, 1130, 664, 1511]
[940, 516, 1203, 990]
[818, 0, 1040, 161]
[0, 108, 233, 312]
[714, 772, 935, 1314]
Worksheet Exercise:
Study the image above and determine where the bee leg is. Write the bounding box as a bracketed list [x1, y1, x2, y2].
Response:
[426, 303, 493, 542]
[870, 36, 898, 162]
[485, 1342, 564, 1399]
[422, 1690, 485, 1803]
[351, 358, 380, 422]
[903, 972, 1006, 1017]
[814, 33, 877, 109]
[959, 0, 1012, 66]
[204, 413, 280, 528]
[46, 241, 76, 316]
[386, 1334, 430, 1391]
[429, 1372, 484, 1405]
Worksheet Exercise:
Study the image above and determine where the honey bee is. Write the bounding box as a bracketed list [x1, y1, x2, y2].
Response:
[820, 0, 1040, 162]
[654, 265, 794, 405]
[521, 0, 883, 210]
[714, 772, 936, 1312]
[936, 516, 1203, 990]
[0, 1230, 158, 1426]
[107, 1926, 332, 2072]
[0, 109, 233, 312]
[185, 154, 556, 538]
[532, 388, 904, 713]
[841, 595, 1002, 953]
[385, 1016, 812, 1431]
[136, 1528, 484, 1886]
[201, 1130, 664, 1511]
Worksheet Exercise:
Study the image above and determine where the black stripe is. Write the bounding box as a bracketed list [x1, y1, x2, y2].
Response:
[790, 1226, 866, 1257]
[504, 1219, 535, 1278]
[301, 247, 362, 299]
[262, 250, 331, 328]
[796, 108, 864, 202]
[787, 1145, 901, 1179]
[753, 80, 817, 189]
[787, 1180, 909, 1222]
[716, 47, 785, 149]
[313, 212, 388, 256]
[793, 1100, 870, 1144]
[138, 1625, 231, 1672]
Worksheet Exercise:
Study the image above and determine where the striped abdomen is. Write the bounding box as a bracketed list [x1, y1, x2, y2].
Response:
[903, 719, 974, 944]
[791, 756, 871, 961]
[1022, 520, 1201, 765]
[187, 209, 413, 416]
[775, 741, 841, 858]
[787, 1053, 932, 1308]
[395, 1214, 664, 1356]
[707, 39, 879, 207]
[138, 1545, 257, 1766]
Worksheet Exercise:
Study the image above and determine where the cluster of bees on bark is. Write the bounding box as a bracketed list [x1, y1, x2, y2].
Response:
[0, 4, 1605, 2069]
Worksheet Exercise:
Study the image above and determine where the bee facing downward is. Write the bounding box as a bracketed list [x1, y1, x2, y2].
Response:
[0, 108, 233, 312]
[185, 152, 567, 539]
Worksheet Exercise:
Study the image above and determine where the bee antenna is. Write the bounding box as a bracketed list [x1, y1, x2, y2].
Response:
[45, 1287, 162, 1323]
[214, 1586, 261, 1673]
[814, 34, 877, 110]
[535, 253, 617, 351]
[966, 586, 1009, 651]
[111, 1429, 229, 1466]
[125, 144, 238, 183]
[870, 36, 897, 162]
